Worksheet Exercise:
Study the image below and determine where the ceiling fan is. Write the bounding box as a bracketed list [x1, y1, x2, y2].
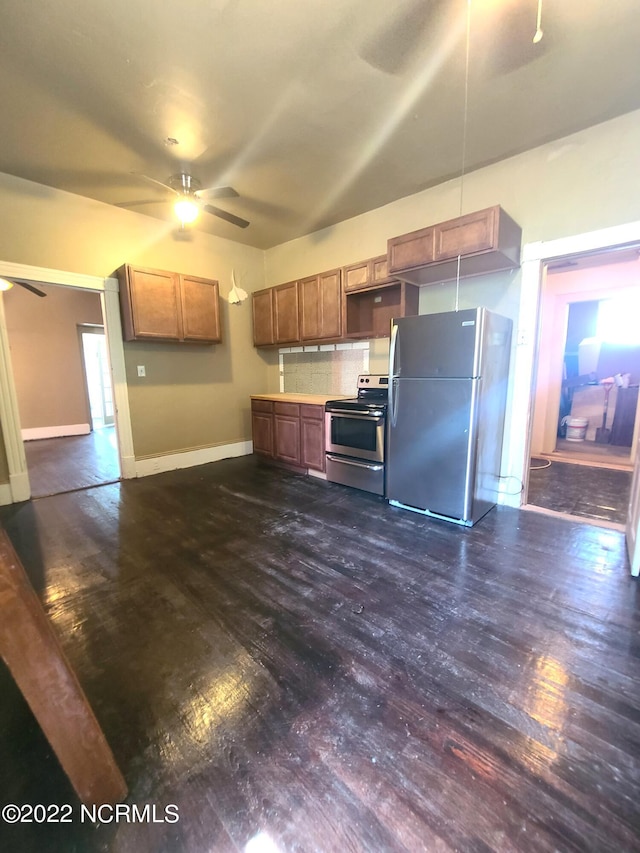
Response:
[0, 278, 47, 296]
[128, 172, 250, 229]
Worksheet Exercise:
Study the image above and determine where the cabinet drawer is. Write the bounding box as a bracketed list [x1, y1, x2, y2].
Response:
[300, 404, 324, 421]
[274, 402, 300, 417]
[251, 399, 274, 413]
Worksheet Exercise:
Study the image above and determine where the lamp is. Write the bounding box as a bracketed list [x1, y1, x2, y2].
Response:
[174, 195, 200, 225]
[0, 278, 14, 292]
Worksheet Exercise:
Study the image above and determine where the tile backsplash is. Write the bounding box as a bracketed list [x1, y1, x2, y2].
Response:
[282, 348, 368, 395]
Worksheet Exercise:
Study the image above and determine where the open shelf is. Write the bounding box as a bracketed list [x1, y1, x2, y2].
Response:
[344, 281, 419, 338]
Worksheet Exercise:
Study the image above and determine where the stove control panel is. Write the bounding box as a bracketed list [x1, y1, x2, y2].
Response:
[357, 374, 388, 388]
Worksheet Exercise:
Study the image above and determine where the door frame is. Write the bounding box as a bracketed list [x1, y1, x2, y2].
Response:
[78, 323, 115, 430]
[0, 261, 135, 503]
[501, 218, 640, 514]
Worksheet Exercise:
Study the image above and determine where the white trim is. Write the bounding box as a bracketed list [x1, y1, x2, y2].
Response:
[101, 282, 135, 478]
[22, 424, 90, 441]
[308, 469, 327, 480]
[0, 260, 107, 291]
[0, 261, 133, 502]
[0, 483, 12, 506]
[134, 440, 253, 477]
[0, 294, 30, 501]
[503, 218, 640, 511]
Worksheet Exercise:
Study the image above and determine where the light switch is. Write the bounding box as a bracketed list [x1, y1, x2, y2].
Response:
[137, 365, 146, 377]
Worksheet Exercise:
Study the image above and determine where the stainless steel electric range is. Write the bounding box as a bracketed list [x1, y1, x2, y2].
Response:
[325, 374, 388, 495]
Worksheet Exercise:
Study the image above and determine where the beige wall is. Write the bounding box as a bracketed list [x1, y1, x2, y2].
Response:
[265, 110, 640, 287]
[0, 171, 278, 464]
[4, 283, 103, 430]
[265, 110, 640, 458]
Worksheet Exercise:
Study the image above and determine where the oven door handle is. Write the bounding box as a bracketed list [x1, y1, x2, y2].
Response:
[326, 454, 384, 472]
[327, 409, 384, 420]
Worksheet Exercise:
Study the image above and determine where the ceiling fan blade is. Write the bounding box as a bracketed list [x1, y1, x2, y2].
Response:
[203, 204, 250, 229]
[196, 186, 239, 200]
[16, 281, 47, 297]
[116, 198, 168, 208]
[130, 171, 179, 196]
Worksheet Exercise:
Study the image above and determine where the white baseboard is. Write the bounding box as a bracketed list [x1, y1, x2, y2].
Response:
[22, 423, 90, 441]
[0, 483, 13, 505]
[308, 469, 327, 480]
[134, 440, 253, 478]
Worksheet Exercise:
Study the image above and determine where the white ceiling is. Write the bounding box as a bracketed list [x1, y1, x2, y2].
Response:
[0, 0, 639, 249]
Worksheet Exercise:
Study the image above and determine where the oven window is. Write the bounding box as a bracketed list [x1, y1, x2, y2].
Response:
[331, 416, 378, 452]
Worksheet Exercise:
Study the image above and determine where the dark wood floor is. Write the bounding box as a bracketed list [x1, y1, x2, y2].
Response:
[24, 426, 120, 498]
[1, 456, 639, 852]
[528, 458, 632, 525]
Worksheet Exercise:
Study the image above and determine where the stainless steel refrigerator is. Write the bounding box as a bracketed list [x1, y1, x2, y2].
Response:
[386, 308, 512, 526]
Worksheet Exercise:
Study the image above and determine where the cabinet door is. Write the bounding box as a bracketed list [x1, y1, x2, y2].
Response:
[252, 412, 274, 456]
[371, 255, 390, 284]
[299, 275, 321, 340]
[120, 266, 181, 341]
[300, 405, 325, 471]
[342, 260, 370, 292]
[387, 227, 435, 275]
[273, 281, 300, 343]
[434, 208, 496, 261]
[318, 269, 341, 339]
[274, 414, 301, 465]
[252, 289, 275, 346]
[180, 276, 221, 342]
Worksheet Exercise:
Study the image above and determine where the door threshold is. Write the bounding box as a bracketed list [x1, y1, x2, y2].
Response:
[538, 452, 632, 472]
[522, 503, 625, 533]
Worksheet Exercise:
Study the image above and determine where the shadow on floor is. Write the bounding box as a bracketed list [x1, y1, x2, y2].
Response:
[527, 457, 631, 525]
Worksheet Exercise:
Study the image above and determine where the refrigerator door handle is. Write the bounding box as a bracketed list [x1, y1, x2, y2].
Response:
[389, 322, 399, 427]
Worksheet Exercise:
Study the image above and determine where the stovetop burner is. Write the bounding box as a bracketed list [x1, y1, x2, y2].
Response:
[325, 374, 388, 413]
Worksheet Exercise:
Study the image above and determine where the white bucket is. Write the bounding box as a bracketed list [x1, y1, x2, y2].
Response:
[565, 417, 588, 442]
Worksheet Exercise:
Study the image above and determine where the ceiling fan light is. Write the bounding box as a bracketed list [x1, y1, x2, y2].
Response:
[0, 278, 14, 292]
[174, 196, 199, 224]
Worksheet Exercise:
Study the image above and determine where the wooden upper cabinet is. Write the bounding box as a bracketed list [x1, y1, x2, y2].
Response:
[434, 208, 497, 261]
[273, 281, 299, 343]
[299, 269, 341, 340]
[119, 266, 181, 341]
[252, 288, 275, 346]
[387, 228, 435, 278]
[343, 255, 395, 292]
[117, 265, 221, 343]
[318, 269, 341, 339]
[387, 206, 522, 286]
[181, 275, 221, 342]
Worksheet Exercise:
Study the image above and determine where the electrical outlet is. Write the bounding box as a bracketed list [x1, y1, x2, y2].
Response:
[137, 365, 146, 377]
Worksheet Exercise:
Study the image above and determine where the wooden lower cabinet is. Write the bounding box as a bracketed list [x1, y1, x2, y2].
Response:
[251, 400, 274, 456]
[274, 403, 301, 466]
[300, 404, 325, 472]
[251, 399, 325, 472]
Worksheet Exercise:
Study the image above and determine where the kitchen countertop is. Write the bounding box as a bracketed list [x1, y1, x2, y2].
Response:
[251, 392, 349, 405]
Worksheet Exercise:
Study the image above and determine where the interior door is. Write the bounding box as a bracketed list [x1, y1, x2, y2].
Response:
[626, 435, 640, 577]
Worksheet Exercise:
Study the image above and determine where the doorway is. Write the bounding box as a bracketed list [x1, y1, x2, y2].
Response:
[526, 245, 640, 526]
[80, 326, 115, 429]
[3, 282, 121, 498]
